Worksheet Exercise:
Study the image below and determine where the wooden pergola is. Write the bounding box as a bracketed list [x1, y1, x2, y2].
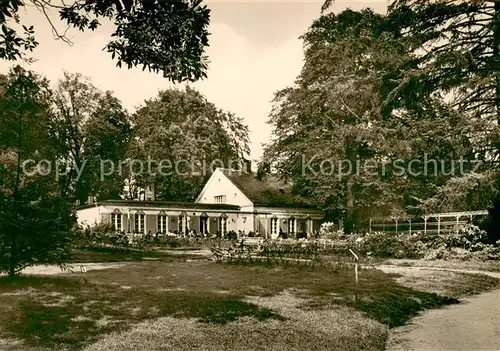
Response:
[369, 210, 488, 235]
[422, 210, 488, 235]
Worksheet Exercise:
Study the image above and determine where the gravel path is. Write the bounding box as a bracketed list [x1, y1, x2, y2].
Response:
[383, 265, 500, 351]
[18, 262, 129, 275]
[377, 264, 500, 280]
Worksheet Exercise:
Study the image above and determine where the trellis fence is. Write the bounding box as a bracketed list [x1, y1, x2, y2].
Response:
[368, 210, 488, 235]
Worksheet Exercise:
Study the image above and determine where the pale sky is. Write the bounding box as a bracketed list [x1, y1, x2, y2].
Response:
[0, 0, 387, 162]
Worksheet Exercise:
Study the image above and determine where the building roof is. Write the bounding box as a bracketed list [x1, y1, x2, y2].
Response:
[218, 168, 319, 209]
[77, 200, 240, 211]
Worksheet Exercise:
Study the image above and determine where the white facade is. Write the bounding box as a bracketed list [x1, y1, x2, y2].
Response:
[196, 168, 253, 208]
[76, 205, 101, 228]
[76, 168, 324, 238]
[195, 168, 323, 237]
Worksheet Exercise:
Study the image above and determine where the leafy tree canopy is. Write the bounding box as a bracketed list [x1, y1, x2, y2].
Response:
[265, 4, 499, 231]
[380, 0, 499, 125]
[263, 9, 405, 232]
[49, 71, 132, 204]
[127, 86, 250, 201]
[0, 0, 211, 82]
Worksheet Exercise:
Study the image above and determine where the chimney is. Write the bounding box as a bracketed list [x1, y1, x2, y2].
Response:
[145, 183, 155, 201]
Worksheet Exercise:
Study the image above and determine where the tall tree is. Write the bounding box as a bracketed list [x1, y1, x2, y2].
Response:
[318, 1, 500, 217]
[264, 9, 404, 232]
[0, 66, 74, 279]
[128, 86, 250, 201]
[49, 71, 131, 204]
[1, 0, 210, 82]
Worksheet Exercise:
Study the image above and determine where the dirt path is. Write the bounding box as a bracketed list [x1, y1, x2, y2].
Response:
[377, 264, 500, 280]
[382, 265, 500, 351]
[14, 262, 130, 276]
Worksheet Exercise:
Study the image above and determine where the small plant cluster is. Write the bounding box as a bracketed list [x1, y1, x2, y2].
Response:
[210, 242, 257, 264]
[210, 238, 326, 267]
[72, 221, 252, 253]
[318, 222, 345, 240]
[72, 229, 223, 250]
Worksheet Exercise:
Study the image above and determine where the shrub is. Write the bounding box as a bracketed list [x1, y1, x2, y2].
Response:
[296, 231, 307, 239]
[319, 223, 499, 261]
[91, 222, 114, 235]
[226, 230, 237, 240]
[0, 197, 74, 279]
[485, 198, 500, 245]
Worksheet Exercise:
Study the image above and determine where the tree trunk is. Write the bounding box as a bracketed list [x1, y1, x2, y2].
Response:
[75, 159, 88, 205]
[9, 105, 24, 281]
[345, 174, 354, 234]
[8, 242, 16, 280]
[344, 144, 357, 234]
[494, 0, 500, 125]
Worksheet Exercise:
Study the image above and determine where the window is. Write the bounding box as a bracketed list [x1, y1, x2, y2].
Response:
[288, 217, 296, 235]
[134, 213, 145, 233]
[111, 213, 122, 231]
[178, 215, 185, 234]
[214, 195, 226, 204]
[270, 217, 278, 236]
[157, 215, 168, 233]
[218, 217, 227, 235]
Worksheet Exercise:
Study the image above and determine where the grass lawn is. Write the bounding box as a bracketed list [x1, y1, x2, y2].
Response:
[382, 258, 500, 273]
[0, 249, 498, 350]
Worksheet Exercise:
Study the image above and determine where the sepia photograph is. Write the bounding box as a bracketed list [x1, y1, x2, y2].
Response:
[0, 0, 499, 350]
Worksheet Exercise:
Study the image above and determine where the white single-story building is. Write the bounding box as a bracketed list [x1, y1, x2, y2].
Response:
[76, 168, 324, 239]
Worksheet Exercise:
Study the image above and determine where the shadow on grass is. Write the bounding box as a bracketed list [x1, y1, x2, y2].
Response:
[228, 261, 461, 327]
[0, 275, 83, 292]
[0, 275, 283, 350]
[350, 285, 459, 327]
[70, 246, 205, 263]
[150, 292, 286, 324]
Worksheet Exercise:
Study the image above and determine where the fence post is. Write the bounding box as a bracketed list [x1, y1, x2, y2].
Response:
[395, 219, 398, 235]
[409, 218, 411, 234]
[369, 218, 372, 234]
[349, 249, 359, 302]
[437, 217, 441, 235]
[424, 216, 427, 235]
